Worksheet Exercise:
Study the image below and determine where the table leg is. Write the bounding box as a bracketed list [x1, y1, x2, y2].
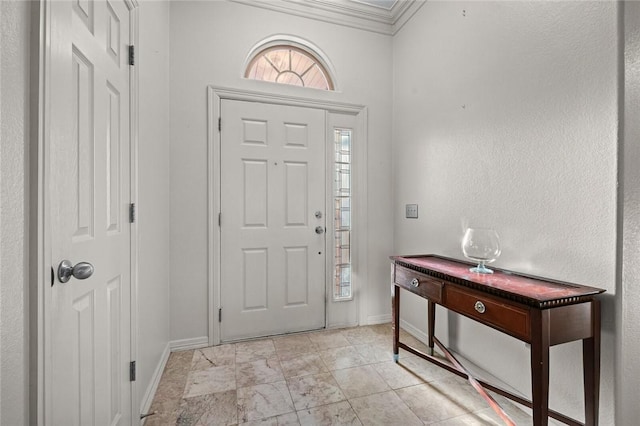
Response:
[428, 300, 435, 356]
[531, 309, 551, 426]
[392, 284, 400, 362]
[583, 300, 600, 426]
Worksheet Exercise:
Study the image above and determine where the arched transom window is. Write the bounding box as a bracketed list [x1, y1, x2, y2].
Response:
[245, 45, 335, 91]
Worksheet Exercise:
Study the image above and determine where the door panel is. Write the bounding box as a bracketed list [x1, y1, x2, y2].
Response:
[284, 162, 308, 226]
[243, 248, 268, 310]
[71, 48, 96, 240]
[47, 0, 132, 424]
[285, 246, 309, 305]
[243, 160, 268, 226]
[220, 100, 326, 341]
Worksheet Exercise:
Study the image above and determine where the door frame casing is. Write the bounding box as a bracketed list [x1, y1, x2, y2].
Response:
[207, 86, 368, 345]
[35, 0, 140, 423]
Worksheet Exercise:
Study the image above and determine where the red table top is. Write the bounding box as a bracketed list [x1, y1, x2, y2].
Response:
[391, 255, 605, 307]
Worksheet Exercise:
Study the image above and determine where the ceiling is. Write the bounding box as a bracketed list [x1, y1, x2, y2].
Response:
[230, 0, 424, 35]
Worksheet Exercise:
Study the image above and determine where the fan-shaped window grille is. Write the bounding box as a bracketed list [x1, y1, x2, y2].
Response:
[245, 45, 334, 91]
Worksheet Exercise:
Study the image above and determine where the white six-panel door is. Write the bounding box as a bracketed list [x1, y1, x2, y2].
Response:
[47, 0, 133, 424]
[220, 100, 326, 341]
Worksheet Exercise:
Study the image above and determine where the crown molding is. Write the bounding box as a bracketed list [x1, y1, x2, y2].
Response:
[229, 0, 425, 35]
[350, 0, 397, 11]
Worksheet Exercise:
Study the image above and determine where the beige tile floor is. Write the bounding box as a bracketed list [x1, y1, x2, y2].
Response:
[145, 324, 540, 425]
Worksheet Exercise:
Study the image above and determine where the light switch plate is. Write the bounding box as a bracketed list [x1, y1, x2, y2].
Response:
[406, 204, 418, 219]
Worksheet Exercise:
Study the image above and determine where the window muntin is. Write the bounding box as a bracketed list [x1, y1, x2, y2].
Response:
[334, 129, 352, 300]
[245, 46, 334, 91]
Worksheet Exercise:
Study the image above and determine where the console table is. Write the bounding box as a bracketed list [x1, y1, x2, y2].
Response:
[390, 255, 605, 426]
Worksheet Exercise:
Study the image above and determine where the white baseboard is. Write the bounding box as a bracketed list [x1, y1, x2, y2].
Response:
[139, 342, 170, 422]
[366, 314, 391, 325]
[169, 336, 209, 352]
[399, 318, 428, 345]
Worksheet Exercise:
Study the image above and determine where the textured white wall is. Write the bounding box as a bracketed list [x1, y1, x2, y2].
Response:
[0, 1, 30, 424]
[137, 0, 172, 413]
[392, 2, 618, 423]
[168, 1, 393, 342]
[620, 2, 640, 423]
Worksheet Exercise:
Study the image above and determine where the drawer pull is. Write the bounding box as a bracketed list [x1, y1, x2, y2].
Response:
[474, 301, 486, 314]
[410, 278, 420, 288]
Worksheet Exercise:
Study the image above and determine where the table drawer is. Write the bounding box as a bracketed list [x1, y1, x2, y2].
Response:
[395, 265, 443, 303]
[445, 285, 531, 341]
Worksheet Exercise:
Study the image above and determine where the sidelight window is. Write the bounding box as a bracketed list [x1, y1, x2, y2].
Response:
[334, 129, 351, 300]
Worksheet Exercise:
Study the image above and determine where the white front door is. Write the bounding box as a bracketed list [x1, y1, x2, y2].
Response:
[220, 99, 326, 341]
[46, 0, 133, 424]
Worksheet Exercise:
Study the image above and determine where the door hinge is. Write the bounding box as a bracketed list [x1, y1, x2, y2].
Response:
[219, 308, 222, 322]
[218, 213, 221, 227]
[129, 361, 136, 381]
[129, 203, 136, 223]
[128, 45, 135, 66]
[218, 117, 221, 132]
